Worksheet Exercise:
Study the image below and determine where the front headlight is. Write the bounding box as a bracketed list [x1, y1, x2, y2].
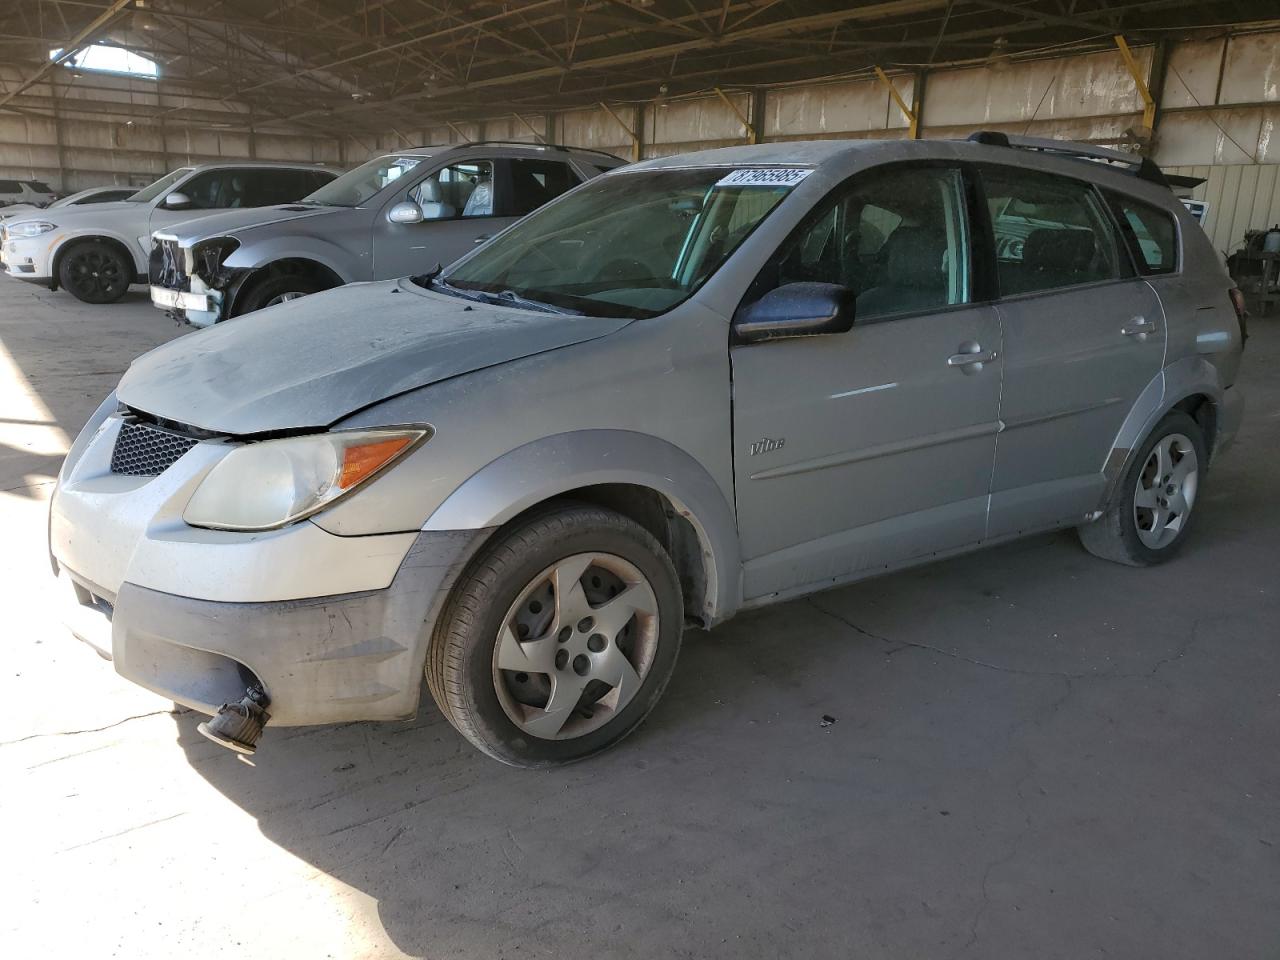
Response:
[183, 427, 430, 531]
[7, 221, 56, 238]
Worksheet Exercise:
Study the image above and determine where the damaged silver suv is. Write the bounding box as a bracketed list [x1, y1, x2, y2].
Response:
[149, 141, 624, 326]
[52, 134, 1245, 766]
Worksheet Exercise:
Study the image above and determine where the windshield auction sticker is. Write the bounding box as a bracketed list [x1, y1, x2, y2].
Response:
[716, 168, 813, 187]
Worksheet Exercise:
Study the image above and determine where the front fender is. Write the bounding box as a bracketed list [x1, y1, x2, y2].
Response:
[222, 235, 359, 283]
[52, 227, 147, 276]
[1100, 356, 1229, 508]
[422, 430, 742, 625]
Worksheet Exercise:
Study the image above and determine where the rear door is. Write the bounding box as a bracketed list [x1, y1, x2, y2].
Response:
[730, 162, 1004, 600]
[982, 164, 1165, 537]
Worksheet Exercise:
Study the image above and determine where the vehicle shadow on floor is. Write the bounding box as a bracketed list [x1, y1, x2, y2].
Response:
[172, 506, 1280, 959]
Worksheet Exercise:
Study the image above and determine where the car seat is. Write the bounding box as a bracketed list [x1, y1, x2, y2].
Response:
[462, 177, 493, 217]
[854, 226, 948, 316]
[418, 179, 457, 220]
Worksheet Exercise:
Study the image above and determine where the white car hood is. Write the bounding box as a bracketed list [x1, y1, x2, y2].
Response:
[116, 279, 631, 435]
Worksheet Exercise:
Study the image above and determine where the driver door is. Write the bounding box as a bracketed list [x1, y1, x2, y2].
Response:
[373, 158, 517, 278]
[730, 163, 1004, 600]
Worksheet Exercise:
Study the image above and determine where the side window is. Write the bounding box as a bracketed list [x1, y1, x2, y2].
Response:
[0, 179, 20, 194]
[752, 165, 971, 322]
[180, 169, 254, 209]
[505, 159, 581, 216]
[28, 181, 54, 193]
[1107, 194, 1178, 274]
[410, 160, 494, 220]
[982, 167, 1122, 296]
[244, 169, 314, 206]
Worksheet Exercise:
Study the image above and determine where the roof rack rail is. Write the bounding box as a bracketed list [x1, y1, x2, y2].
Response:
[450, 139, 624, 161]
[965, 130, 1170, 189]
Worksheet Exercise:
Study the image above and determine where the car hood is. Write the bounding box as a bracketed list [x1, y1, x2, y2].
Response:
[116, 279, 632, 435]
[161, 204, 338, 245]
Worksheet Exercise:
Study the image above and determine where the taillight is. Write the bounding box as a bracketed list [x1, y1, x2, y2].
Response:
[1228, 287, 1249, 344]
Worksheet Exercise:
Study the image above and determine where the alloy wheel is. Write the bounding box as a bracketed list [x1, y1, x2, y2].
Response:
[265, 291, 307, 306]
[1133, 432, 1198, 550]
[66, 249, 125, 300]
[492, 552, 660, 740]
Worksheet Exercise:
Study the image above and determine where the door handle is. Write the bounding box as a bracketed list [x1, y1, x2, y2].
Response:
[947, 343, 998, 368]
[473, 234, 492, 244]
[1121, 317, 1156, 337]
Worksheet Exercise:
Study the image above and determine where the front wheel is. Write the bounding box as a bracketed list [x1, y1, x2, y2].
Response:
[234, 273, 330, 315]
[58, 241, 131, 304]
[426, 504, 683, 767]
[1077, 411, 1207, 566]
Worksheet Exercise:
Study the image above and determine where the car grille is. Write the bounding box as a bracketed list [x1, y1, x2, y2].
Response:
[149, 237, 186, 289]
[110, 419, 200, 477]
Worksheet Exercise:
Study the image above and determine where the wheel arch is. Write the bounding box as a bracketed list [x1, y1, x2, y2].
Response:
[51, 233, 140, 290]
[1100, 357, 1225, 510]
[227, 257, 345, 316]
[422, 431, 742, 627]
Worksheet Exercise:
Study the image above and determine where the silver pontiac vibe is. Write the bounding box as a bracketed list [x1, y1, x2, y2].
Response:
[51, 135, 1245, 766]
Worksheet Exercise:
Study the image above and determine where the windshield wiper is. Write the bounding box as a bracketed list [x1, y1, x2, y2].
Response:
[483, 289, 578, 315]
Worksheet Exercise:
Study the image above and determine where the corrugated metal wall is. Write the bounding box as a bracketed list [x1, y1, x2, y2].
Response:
[3, 24, 1278, 253]
[1167, 164, 1280, 253]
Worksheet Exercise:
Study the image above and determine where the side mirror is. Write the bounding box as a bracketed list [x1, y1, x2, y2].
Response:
[387, 201, 424, 225]
[162, 191, 191, 210]
[733, 282, 857, 344]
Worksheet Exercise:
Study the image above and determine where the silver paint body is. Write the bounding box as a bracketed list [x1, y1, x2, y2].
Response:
[50, 138, 1244, 725]
[151, 143, 624, 326]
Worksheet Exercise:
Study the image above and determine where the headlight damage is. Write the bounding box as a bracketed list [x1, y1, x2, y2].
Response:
[183, 427, 430, 531]
[191, 236, 241, 287]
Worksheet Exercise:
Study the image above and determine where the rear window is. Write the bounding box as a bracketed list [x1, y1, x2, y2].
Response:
[26, 181, 53, 193]
[1107, 193, 1178, 274]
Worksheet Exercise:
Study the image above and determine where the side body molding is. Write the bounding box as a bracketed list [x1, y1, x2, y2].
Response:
[422, 430, 742, 625]
[1099, 355, 1227, 508]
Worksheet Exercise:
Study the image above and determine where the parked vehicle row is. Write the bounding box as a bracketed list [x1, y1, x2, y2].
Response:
[0, 177, 59, 208]
[147, 141, 625, 325]
[1, 162, 339, 302]
[47, 133, 1247, 767]
[0, 185, 138, 221]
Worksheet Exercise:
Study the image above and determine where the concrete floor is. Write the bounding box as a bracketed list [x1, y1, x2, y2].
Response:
[2, 278, 1277, 960]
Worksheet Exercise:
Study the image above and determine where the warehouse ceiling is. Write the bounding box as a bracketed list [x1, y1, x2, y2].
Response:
[1, 0, 1277, 135]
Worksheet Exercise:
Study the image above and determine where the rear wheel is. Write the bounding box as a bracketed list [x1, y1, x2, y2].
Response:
[58, 241, 131, 304]
[1077, 411, 1206, 566]
[235, 273, 330, 315]
[426, 504, 683, 767]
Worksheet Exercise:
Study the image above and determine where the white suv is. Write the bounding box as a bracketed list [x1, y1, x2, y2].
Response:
[0, 178, 58, 208]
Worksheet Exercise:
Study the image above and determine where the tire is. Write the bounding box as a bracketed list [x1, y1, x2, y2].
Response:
[57, 240, 131, 304]
[1077, 411, 1207, 566]
[426, 503, 683, 767]
[234, 273, 330, 315]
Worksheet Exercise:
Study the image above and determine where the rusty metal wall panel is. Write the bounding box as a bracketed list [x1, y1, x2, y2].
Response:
[1218, 34, 1280, 106]
[924, 48, 1150, 127]
[765, 76, 911, 138]
[1157, 108, 1278, 166]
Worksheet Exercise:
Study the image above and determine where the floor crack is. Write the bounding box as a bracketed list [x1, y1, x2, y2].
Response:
[0, 707, 187, 747]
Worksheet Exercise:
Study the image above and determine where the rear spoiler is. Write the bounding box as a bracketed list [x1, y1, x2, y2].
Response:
[966, 131, 1174, 189]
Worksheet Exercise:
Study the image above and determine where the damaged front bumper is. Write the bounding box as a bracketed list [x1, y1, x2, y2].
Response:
[57, 529, 486, 725]
[149, 233, 237, 327]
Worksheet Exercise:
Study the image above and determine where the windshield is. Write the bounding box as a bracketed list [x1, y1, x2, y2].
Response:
[302, 154, 430, 207]
[441, 167, 802, 318]
[128, 168, 193, 203]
